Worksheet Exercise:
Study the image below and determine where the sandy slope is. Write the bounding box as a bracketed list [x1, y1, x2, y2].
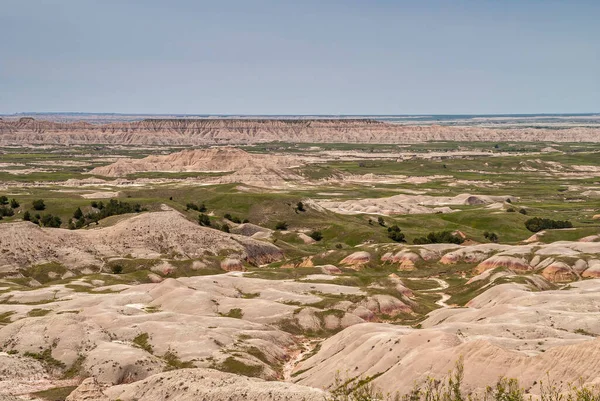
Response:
[293, 280, 600, 395]
[0, 209, 282, 273]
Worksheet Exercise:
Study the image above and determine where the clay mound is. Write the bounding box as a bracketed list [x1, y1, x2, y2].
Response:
[319, 265, 342, 275]
[582, 260, 600, 278]
[102, 368, 326, 401]
[318, 193, 515, 216]
[542, 262, 576, 282]
[221, 258, 244, 272]
[91, 148, 300, 177]
[231, 223, 273, 237]
[475, 255, 532, 274]
[340, 251, 371, 266]
[579, 234, 600, 242]
[0, 210, 282, 273]
[66, 377, 108, 401]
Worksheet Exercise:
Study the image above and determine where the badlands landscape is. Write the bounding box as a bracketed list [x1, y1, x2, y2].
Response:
[1, 115, 600, 400]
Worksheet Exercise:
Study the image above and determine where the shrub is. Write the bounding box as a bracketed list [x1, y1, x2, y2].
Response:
[0, 206, 14, 217]
[275, 221, 288, 230]
[387, 225, 406, 242]
[309, 231, 323, 241]
[198, 213, 211, 226]
[224, 214, 241, 223]
[0, 196, 7, 205]
[186, 202, 207, 212]
[32, 199, 46, 211]
[10, 199, 19, 208]
[519, 208, 528, 215]
[111, 265, 123, 274]
[23, 210, 31, 221]
[484, 231, 499, 243]
[221, 223, 230, 233]
[296, 201, 305, 212]
[377, 216, 386, 226]
[525, 217, 573, 232]
[506, 207, 516, 212]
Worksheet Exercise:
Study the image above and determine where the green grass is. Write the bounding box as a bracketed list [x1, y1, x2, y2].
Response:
[132, 332, 153, 354]
[217, 356, 263, 377]
[31, 386, 77, 401]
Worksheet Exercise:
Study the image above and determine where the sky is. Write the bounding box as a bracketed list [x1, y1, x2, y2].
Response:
[1, 0, 599, 115]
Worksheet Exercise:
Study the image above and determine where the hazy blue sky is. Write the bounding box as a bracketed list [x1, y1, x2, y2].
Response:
[1, 0, 598, 114]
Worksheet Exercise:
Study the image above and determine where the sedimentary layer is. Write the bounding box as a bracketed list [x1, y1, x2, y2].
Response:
[2, 118, 600, 145]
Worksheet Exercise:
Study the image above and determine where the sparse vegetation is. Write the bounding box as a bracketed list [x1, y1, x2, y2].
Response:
[132, 332, 153, 354]
[275, 221, 288, 230]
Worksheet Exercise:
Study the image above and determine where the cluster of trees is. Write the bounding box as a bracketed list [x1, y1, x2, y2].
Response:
[69, 200, 144, 229]
[525, 217, 573, 232]
[413, 231, 464, 245]
[0, 196, 20, 219]
[24, 211, 62, 227]
[387, 225, 406, 242]
[186, 202, 207, 213]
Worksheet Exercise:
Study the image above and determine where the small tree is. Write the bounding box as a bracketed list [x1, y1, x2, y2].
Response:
[221, 223, 230, 233]
[275, 221, 288, 230]
[309, 231, 323, 241]
[198, 213, 211, 227]
[111, 265, 123, 274]
[519, 208, 528, 215]
[377, 216, 386, 226]
[73, 207, 83, 220]
[23, 210, 31, 221]
[32, 199, 46, 211]
[0, 196, 7, 205]
[296, 201, 305, 212]
[10, 199, 19, 209]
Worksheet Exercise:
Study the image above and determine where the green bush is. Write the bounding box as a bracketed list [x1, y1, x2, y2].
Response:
[10, 198, 19, 208]
[309, 231, 323, 241]
[275, 221, 288, 230]
[198, 213, 211, 226]
[484, 231, 499, 243]
[0, 196, 7, 205]
[387, 225, 406, 242]
[32, 199, 46, 211]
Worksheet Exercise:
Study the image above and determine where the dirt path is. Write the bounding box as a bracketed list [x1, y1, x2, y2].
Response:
[283, 339, 320, 381]
[408, 277, 451, 308]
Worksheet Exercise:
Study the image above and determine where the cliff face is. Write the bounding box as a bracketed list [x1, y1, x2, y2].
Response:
[1, 118, 599, 145]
